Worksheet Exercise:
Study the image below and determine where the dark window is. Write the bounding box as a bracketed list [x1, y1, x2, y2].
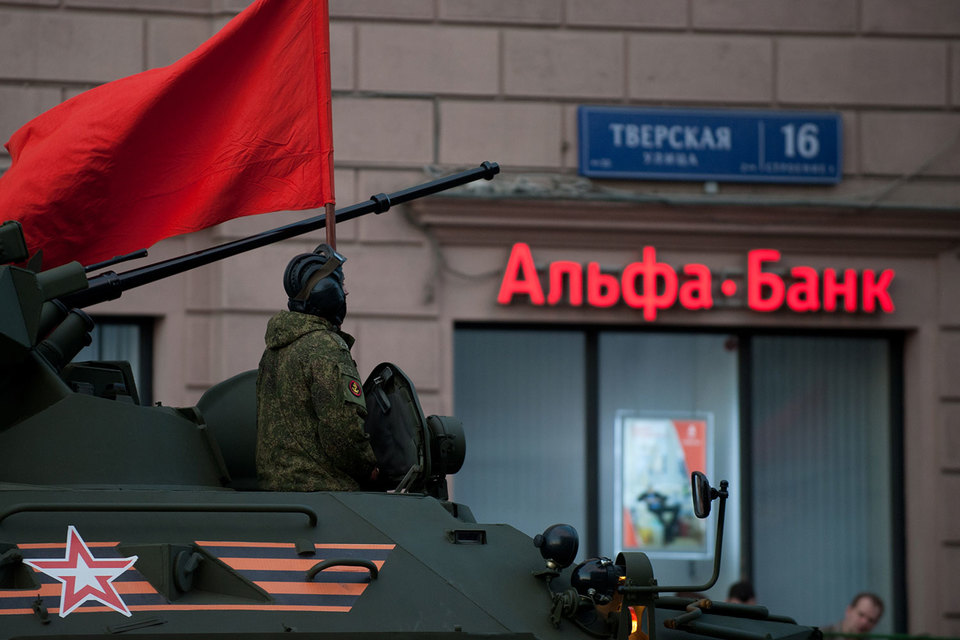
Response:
[74, 317, 154, 405]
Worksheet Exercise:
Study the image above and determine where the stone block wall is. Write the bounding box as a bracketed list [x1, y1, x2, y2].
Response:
[0, 1, 958, 633]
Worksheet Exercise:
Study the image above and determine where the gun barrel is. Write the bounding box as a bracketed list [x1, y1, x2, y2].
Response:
[60, 161, 499, 309]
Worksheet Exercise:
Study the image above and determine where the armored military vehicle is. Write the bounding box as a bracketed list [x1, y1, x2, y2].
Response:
[0, 162, 817, 640]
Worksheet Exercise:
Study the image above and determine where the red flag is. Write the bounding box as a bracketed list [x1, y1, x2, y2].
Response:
[0, 0, 334, 268]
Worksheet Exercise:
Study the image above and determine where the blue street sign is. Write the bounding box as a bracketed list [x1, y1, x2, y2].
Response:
[578, 106, 842, 184]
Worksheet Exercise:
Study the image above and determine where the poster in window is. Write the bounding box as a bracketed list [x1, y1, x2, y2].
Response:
[614, 412, 712, 558]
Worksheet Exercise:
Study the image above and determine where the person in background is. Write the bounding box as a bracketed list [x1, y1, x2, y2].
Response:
[727, 579, 756, 605]
[823, 592, 884, 638]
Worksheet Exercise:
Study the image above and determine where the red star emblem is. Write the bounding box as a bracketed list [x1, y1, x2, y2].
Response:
[23, 526, 138, 618]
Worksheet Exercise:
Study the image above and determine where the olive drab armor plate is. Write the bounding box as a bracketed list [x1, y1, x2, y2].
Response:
[362, 362, 427, 492]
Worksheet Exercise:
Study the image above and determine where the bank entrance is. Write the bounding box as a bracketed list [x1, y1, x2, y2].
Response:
[452, 325, 903, 632]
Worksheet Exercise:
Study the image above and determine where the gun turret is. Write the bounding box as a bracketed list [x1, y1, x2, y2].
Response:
[0, 161, 499, 435]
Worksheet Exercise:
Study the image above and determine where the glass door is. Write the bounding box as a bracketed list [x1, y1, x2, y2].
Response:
[453, 327, 588, 545]
[596, 332, 741, 598]
[750, 336, 897, 633]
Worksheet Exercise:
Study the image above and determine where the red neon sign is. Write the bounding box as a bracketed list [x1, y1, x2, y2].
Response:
[497, 243, 895, 320]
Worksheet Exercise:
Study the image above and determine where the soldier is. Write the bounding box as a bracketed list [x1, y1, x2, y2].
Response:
[256, 244, 378, 491]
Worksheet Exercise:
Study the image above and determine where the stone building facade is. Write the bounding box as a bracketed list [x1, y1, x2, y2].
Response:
[1, 0, 959, 635]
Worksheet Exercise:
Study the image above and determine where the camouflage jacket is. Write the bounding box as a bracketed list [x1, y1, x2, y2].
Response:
[256, 311, 377, 491]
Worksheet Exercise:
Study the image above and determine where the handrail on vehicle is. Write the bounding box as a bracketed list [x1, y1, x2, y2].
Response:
[0, 502, 319, 526]
[305, 558, 379, 582]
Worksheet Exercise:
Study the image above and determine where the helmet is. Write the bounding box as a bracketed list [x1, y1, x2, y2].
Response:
[283, 244, 347, 325]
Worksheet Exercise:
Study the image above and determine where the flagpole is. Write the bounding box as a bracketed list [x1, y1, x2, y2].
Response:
[325, 202, 336, 249]
[322, 0, 335, 251]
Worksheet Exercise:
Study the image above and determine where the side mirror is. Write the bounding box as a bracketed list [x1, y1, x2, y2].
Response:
[618, 473, 730, 601]
[691, 471, 717, 519]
